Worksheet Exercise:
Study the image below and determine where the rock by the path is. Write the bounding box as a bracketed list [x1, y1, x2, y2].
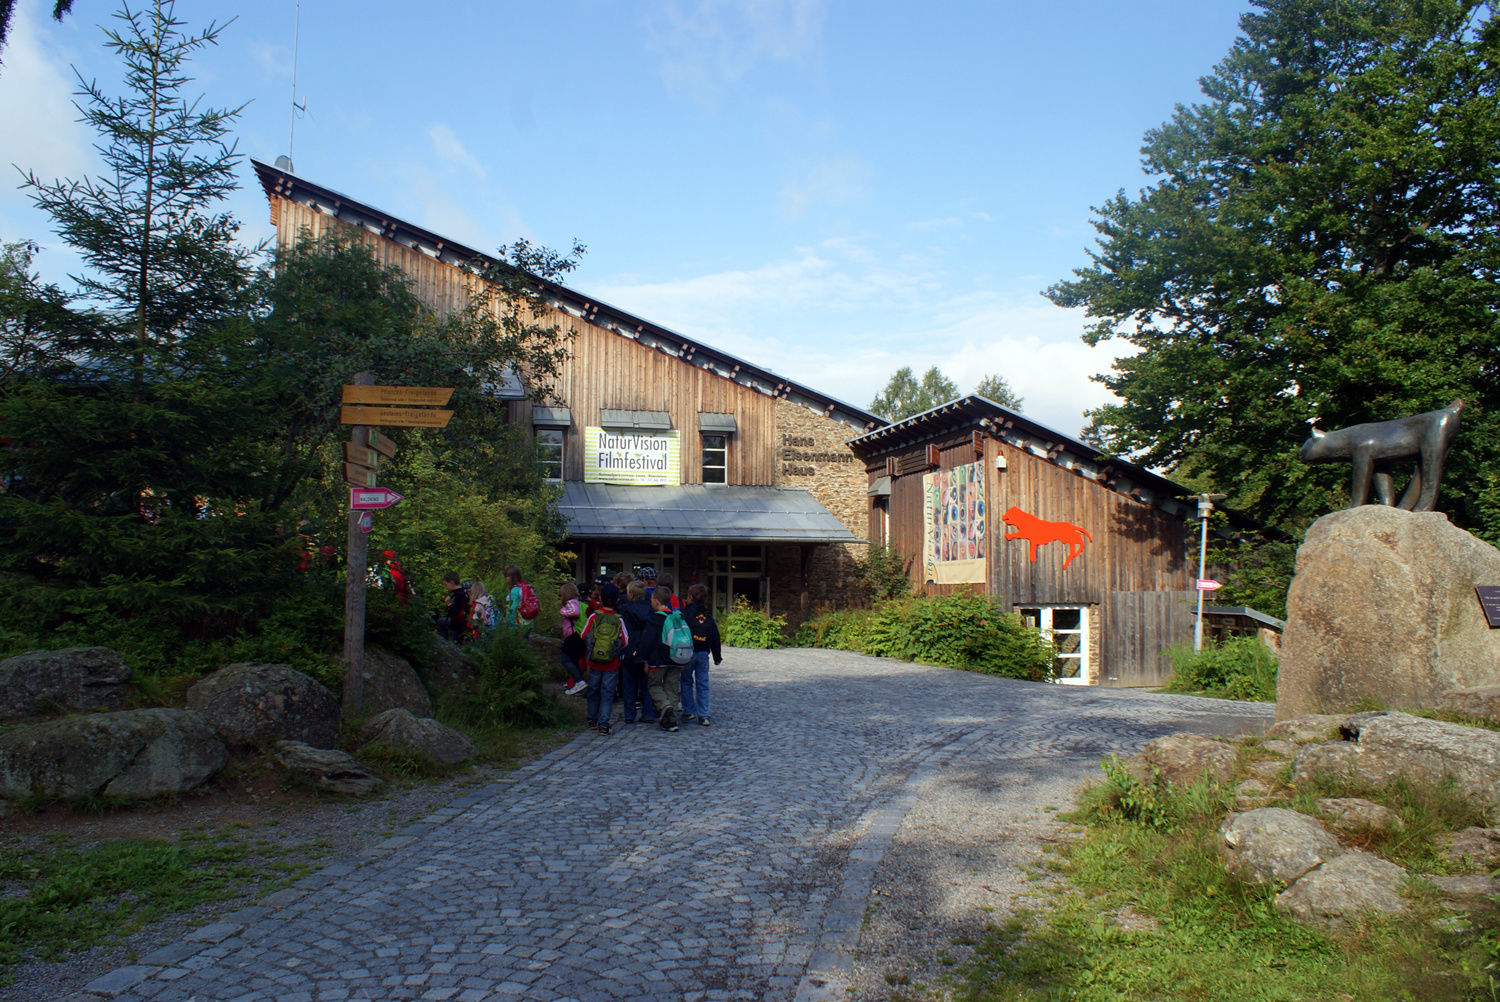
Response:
[1441, 827, 1500, 869]
[1220, 808, 1346, 885]
[1125, 732, 1238, 789]
[0, 708, 226, 801]
[272, 741, 381, 795]
[0, 647, 131, 720]
[1293, 711, 1500, 810]
[1265, 715, 1345, 745]
[1435, 684, 1500, 725]
[186, 663, 340, 748]
[358, 708, 476, 765]
[361, 646, 433, 718]
[427, 639, 482, 694]
[1276, 507, 1500, 719]
[1233, 778, 1274, 811]
[1274, 851, 1409, 929]
[1316, 797, 1404, 834]
[1260, 739, 1297, 758]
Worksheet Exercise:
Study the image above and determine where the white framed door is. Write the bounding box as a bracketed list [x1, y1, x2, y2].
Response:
[1018, 605, 1091, 685]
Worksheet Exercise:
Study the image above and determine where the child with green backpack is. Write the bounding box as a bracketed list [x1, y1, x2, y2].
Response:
[580, 583, 629, 735]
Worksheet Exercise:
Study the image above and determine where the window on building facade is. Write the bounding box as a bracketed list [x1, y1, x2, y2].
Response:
[1018, 605, 1089, 685]
[702, 433, 727, 484]
[537, 428, 564, 482]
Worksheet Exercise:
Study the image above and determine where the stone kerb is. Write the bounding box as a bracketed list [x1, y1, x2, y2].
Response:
[1276, 506, 1500, 720]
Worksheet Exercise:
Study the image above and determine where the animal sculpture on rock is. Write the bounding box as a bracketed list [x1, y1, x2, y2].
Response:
[1001, 507, 1092, 570]
[1298, 399, 1464, 512]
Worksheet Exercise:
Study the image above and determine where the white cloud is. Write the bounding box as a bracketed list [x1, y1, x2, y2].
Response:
[645, 0, 826, 100]
[589, 243, 1129, 437]
[778, 156, 870, 218]
[427, 123, 487, 179]
[0, 2, 95, 192]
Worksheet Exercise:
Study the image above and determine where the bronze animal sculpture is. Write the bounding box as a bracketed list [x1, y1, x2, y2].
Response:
[1298, 399, 1464, 511]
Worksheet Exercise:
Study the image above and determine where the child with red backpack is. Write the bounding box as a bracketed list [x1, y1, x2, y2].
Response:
[503, 565, 540, 643]
[580, 583, 628, 735]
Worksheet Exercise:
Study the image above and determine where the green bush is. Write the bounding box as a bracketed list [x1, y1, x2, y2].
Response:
[860, 543, 911, 602]
[793, 608, 875, 652]
[436, 628, 565, 730]
[719, 596, 788, 648]
[1163, 636, 1278, 701]
[858, 591, 1054, 681]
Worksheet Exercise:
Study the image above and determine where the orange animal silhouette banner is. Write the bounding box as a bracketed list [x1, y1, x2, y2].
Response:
[1001, 507, 1091, 570]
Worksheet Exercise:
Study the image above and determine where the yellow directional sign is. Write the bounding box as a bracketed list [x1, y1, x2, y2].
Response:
[340, 405, 454, 428]
[341, 385, 454, 406]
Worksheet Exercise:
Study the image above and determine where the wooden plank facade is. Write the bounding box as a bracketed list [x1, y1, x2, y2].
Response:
[852, 397, 1200, 686]
[255, 159, 880, 619]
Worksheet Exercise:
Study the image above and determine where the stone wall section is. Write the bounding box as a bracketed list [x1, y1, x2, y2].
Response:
[769, 400, 871, 622]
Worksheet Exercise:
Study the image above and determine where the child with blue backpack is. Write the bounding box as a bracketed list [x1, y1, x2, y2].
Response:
[642, 587, 694, 732]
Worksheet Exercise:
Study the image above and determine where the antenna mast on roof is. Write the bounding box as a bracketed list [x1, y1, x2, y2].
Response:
[286, 0, 305, 169]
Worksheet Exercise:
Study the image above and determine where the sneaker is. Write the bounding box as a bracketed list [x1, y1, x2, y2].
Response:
[681, 713, 698, 724]
[598, 722, 612, 735]
[623, 717, 637, 724]
[698, 716, 711, 726]
[664, 708, 680, 733]
[585, 719, 596, 728]
[565, 680, 588, 695]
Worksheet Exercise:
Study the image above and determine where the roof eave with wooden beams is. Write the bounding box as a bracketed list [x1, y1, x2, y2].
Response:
[252, 157, 887, 434]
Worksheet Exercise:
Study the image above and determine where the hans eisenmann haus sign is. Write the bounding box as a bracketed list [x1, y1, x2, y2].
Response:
[583, 427, 681, 486]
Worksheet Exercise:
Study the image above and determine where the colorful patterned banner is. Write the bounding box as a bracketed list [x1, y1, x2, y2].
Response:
[922, 461, 987, 584]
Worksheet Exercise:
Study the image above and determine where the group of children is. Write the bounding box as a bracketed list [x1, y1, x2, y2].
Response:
[558, 567, 723, 735]
[437, 565, 537, 644]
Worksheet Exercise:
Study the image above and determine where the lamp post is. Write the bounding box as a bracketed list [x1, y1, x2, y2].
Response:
[1194, 493, 1227, 653]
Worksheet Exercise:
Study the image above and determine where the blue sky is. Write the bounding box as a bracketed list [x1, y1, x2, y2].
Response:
[0, 0, 1249, 435]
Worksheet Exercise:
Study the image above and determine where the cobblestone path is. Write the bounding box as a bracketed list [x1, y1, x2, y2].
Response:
[76, 648, 1271, 1002]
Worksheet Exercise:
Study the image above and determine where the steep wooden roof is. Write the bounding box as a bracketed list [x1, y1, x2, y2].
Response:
[252, 158, 886, 433]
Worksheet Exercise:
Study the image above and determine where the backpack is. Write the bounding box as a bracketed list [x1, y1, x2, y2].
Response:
[472, 593, 496, 629]
[518, 581, 540, 620]
[587, 612, 624, 665]
[663, 610, 694, 665]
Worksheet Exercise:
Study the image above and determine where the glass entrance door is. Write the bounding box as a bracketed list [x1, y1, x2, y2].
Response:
[1018, 606, 1091, 685]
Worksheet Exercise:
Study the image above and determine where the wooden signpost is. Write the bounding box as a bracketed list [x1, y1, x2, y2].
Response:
[337, 376, 453, 719]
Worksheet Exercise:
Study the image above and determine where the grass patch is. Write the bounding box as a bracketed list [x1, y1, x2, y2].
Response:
[0, 828, 316, 973]
[948, 748, 1500, 1001]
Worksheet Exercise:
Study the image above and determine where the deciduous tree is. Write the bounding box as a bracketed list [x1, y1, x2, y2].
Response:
[1047, 0, 1500, 538]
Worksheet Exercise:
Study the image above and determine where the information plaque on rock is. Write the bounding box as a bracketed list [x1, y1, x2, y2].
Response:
[1478, 586, 1500, 629]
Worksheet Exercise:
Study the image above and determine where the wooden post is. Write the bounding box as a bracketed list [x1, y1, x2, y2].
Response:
[342, 371, 375, 720]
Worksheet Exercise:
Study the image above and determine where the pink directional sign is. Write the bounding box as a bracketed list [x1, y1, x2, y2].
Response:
[1196, 578, 1223, 591]
[350, 487, 404, 510]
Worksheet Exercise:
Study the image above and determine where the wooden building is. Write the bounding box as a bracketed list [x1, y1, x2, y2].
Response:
[849, 396, 1207, 686]
[253, 158, 882, 618]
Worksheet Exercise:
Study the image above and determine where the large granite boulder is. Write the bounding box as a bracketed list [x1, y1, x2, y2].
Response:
[1436, 684, 1500, 725]
[1292, 711, 1500, 811]
[0, 708, 226, 801]
[1277, 506, 1500, 719]
[358, 708, 476, 765]
[0, 647, 132, 720]
[186, 663, 340, 748]
[273, 740, 381, 796]
[360, 646, 433, 717]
